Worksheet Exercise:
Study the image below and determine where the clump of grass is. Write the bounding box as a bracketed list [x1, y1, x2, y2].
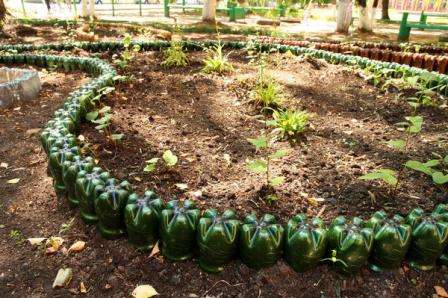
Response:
[161, 41, 188, 68]
[269, 109, 310, 139]
[202, 41, 233, 74]
[251, 76, 284, 108]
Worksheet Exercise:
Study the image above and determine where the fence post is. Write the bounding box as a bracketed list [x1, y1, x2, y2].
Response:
[21, 0, 26, 17]
[182, 0, 185, 13]
[73, 0, 78, 19]
[164, 0, 169, 17]
[139, 0, 142, 16]
[112, 0, 115, 16]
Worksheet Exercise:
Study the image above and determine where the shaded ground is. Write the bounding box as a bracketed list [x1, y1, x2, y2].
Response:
[0, 50, 447, 297]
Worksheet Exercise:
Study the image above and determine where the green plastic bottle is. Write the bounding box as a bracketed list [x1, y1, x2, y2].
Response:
[239, 214, 284, 270]
[94, 178, 132, 239]
[40, 126, 69, 154]
[407, 205, 448, 270]
[124, 191, 164, 251]
[327, 216, 374, 273]
[75, 167, 110, 224]
[433, 204, 448, 266]
[48, 145, 79, 199]
[284, 214, 327, 272]
[365, 211, 411, 271]
[62, 156, 95, 207]
[197, 209, 240, 273]
[160, 200, 200, 261]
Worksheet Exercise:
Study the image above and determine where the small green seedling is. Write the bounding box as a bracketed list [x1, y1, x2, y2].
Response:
[321, 249, 349, 269]
[113, 34, 141, 69]
[10, 229, 25, 245]
[144, 150, 178, 172]
[250, 55, 284, 108]
[161, 41, 188, 68]
[246, 133, 289, 195]
[202, 41, 233, 74]
[86, 104, 124, 145]
[359, 168, 398, 187]
[405, 154, 448, 186]
[268, 109, 310, 139]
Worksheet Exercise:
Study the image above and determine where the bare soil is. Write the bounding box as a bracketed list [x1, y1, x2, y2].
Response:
[0, 51, 447, 297]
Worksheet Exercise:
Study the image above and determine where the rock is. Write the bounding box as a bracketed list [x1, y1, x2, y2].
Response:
[169, 274, 181, 286]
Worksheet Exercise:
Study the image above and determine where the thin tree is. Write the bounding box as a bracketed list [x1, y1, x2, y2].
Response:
[202, 0, 217, 22]
[0, 0, 7, 24]
[381, 0, 389, 20]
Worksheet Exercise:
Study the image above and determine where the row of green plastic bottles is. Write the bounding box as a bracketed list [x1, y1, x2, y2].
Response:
[1, 42, 446, 274]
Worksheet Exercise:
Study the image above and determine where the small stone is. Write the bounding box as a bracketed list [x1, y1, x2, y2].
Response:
[170, 274, 181, 286]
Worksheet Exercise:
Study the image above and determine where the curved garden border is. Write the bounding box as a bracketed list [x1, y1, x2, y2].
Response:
[1, 40, 447, 274]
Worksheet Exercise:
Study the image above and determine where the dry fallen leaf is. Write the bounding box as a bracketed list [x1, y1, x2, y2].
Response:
[80, 281, 87, 293]
[223, 153, 231, 166]
[0, 162, 8, 169]
[52, 268, 73, 288]
[435, 286, 448, 298]
[132, 285, 158, 298]
[27, 237, 46, 245]
[68, 241, 86, 253]
[6, 178, 20, 184]
[46, 236, 64, 254]
[149, 242, 160, 258]
[25, 128, 40, 137]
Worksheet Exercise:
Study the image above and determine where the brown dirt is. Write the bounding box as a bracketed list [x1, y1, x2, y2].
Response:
[0, 52, 447, 297]
[84, 50, 448, 223]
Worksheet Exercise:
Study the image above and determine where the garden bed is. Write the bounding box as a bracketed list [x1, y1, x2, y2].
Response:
[80, 49, 448, 224]
[0, 41, 447, 297]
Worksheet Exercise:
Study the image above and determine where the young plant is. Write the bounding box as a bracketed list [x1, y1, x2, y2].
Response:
[360, 115, 424, 191]
[250, 59, 284, 108]
[246, 118, 290, 203]
[268, 109, 310, 139]
[202, 41, 233, 74]
[144, 150, 178, 173]
[161, 22, 188, 68]
[251, 77, 284, 108]
[113, 34, 141, 69]
[86, 105, 124, 145]
[161, 40, 188, 68]
[405, 153, 448, 186]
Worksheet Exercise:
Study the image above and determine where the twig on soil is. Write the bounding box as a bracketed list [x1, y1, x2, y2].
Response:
[203, 280, 243, 296]
[317, 205, 326, 218]
[249, 199, 259, 208]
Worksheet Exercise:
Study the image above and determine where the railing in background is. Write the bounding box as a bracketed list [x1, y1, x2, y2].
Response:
[390, 0, 448, 13]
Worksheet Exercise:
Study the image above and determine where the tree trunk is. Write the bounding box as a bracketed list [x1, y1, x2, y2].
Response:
[381, 0, 389, 20]
[89, 0, 95, 19]
[202, 0, 217, 22]
[82, 0, 88, 17]
[0, 0, 6, 23]
[357, 0, 374, 32]
[336, 0, 353, 34]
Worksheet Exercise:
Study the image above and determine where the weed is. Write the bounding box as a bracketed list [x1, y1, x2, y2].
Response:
[202, 41, 233, 74]
[59, 217, 76, 235]
[268, 109, 310, 139]
[113, 34, 141, 69]
[162, 41, 188, 68]
[10, 229, 25, 244]
[246, 116, 290, 203]
[144, 150, 179, 173]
